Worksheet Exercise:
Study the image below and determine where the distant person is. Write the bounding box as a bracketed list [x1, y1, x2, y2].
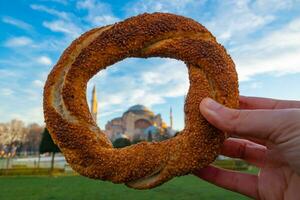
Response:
[195, 96, 300, 199]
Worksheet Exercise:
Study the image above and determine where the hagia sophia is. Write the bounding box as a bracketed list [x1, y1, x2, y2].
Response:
[90, 86, 176, 143]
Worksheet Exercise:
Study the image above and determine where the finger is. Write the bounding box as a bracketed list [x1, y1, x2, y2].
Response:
[199, 98, 299, 143]
[239, 96, 300, 110]
[194, 165, 258, 199]
[222, 138, 266, 167]
[238, 136, 266, 146]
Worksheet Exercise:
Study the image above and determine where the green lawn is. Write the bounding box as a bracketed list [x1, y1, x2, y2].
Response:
[0, 175, 250, 200]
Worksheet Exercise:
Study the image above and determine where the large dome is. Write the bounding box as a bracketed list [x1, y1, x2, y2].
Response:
[124, 104, 154, 116]
[128, 105, 149, 112]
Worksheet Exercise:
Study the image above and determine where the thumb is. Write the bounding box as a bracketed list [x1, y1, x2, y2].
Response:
[199, 98, 299, 143]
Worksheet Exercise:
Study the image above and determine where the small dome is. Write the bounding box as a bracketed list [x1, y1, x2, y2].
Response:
[161, 122, 168, 129]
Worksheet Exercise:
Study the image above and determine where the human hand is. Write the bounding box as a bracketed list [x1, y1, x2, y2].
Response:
[194, 96, 300, 199]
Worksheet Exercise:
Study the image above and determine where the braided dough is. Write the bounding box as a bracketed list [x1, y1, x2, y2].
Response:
[43, 13, 239, 189]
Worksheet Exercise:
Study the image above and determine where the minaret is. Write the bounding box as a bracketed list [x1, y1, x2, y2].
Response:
[91, 85, 98, 122]
[169, 106, 173, 129]
[183, 95, 186, 126]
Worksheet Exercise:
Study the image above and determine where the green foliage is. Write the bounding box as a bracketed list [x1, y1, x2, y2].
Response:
[112, 138, 131, 148]
[39, 128, 60, 154]
[213, 159, 248, 170]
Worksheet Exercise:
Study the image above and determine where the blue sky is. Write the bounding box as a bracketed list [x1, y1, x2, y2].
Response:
[1, 0, 300, 130]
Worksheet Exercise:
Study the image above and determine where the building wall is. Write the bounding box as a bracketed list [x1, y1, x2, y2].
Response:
[123, 112, 155, 140]
[105, 110, 168, 142]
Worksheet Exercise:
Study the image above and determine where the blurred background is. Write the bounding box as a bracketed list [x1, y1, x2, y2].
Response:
[0, 0, 300, 199]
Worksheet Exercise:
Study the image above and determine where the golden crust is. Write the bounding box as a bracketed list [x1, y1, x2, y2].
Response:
[43, 12, 239, 189]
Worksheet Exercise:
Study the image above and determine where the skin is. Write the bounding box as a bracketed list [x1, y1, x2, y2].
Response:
[194, 96, 300, 200]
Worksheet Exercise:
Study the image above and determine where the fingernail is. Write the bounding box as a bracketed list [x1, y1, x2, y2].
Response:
[203, 98, 221, 111]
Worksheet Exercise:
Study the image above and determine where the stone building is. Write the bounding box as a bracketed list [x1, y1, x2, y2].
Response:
[89, 86, 174, 142]
[105, 104, 174, 142]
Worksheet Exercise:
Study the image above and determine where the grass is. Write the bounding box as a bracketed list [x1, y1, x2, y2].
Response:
[0, 175, 251, 200]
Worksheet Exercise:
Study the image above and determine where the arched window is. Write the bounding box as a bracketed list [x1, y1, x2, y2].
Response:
[134, 119, 151, 129]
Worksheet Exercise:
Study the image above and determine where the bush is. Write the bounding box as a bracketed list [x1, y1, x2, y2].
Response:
[113, 138, 131, 148]
[0, 168, 65, 176]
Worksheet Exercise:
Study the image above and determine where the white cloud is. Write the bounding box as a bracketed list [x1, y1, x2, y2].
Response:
[76, 0, 120, 26]
[30, 4, 70, 20]
[9, 106, 44, 125]
[125, 0, 206, 16]
[91, 15, 119, 26]
[22, 88, 43, 101]
[43, 20, 82, 37]
[0, 69, 20, 78]
[1, 88, 14, 96]
[140, 59, 188, 97]
[37, 56, 52, 66]
[205, 1, 275, 43]
[32, 80, 44, 88]
[126, 1, 300, 81]
[89, 58, 188, 118]
[126, 0, 299, 46]
[249, 82, 262, 89]
[252, 0, 295, 13]
[100, 108, 125, 118]
[232, 17, 300, 81]
[2, 16, 33, 31]
[4, 36, 33, 47]
[31, 4, 83, 38]
[42, 0, 69, 5]
[2, 0, 300, 127]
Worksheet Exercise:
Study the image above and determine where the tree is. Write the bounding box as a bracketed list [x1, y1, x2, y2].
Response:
[0, 119, 27, 168]
[24, 123, 43, 155]
[39, 128, 61, 172]
[113, 138, 131, 148]
[0, 119, 26, 152]
[147, 132, 153, 142]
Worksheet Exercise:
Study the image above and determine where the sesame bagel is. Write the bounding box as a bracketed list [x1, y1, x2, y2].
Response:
[43, 12, 239, 189]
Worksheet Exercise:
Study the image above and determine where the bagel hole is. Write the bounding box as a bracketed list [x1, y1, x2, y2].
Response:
[87, 58, 188, 148]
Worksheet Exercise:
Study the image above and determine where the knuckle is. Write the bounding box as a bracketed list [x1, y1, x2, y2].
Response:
[270, 110, 300, 144]
[279, 110, 300, 128]
[225, 109, 242, 134]
[271, 100, 280, 109]
[230, 109, 242, 121]
[236, 142, 247, 159]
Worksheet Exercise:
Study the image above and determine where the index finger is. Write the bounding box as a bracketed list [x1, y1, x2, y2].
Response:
[239, 96, 300, 110]
[200, 98, 300, 143]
